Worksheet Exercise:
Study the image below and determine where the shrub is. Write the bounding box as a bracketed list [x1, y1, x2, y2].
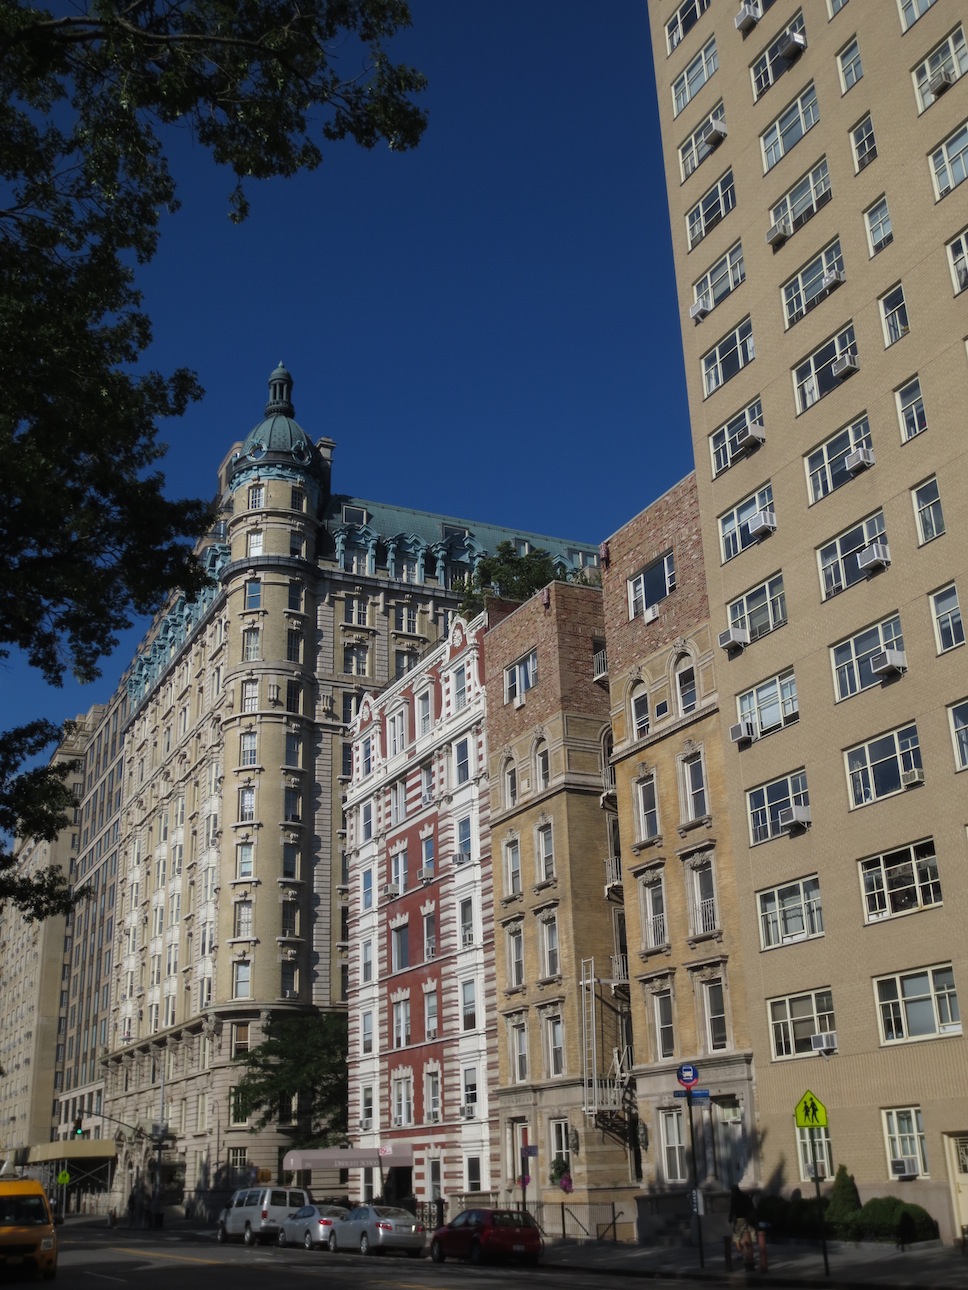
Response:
[825, 1165, 862, 1238]
[853, 1196, 938, 1243]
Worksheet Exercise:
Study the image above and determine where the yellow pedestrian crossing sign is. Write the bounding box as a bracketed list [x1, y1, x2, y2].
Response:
[56, 1170, 70, 1185]
[795, 1090, 828, 1129]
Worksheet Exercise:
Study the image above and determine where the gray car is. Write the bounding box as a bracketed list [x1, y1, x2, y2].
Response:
[277, 1204, 348, 1250]
[327, 1205, 426, 1257]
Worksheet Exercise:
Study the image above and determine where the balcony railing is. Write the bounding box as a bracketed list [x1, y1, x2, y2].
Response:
[610, 954, 629, 983]
[604, 855, 623, 887]
[593, 648, 608, 681]
[646, 913, 667, 947]
[695, 898, 718, 935]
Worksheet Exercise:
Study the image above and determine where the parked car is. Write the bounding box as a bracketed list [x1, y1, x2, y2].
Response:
[430, 1207, 543, 1265]
[277, 1204, 348, 1250]
[0, 1179, 61, 1280]
[327, 1205, 426, 1256]
[216, 1186, 312, 1245]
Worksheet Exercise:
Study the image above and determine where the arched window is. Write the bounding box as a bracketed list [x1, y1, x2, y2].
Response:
[675, 656, 697, 716]
[534, 740, 550, 791]
[504, 760, 518, 809]
[631, 684, 650, 740]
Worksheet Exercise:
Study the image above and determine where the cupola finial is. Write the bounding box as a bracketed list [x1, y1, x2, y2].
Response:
[265, 361, 294, 418]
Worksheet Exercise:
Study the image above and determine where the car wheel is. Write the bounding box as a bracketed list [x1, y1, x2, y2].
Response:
[328, 1231, 338, 1253]
[360, 1233, 371, 1256]
[277, 1228, 286, 1248]
[430, 1239, 445, 1264]
[470, 1239, 483, 1265]
[303, 1230, 314, 1251]
[216, 1225, 227, 1245]
[243, 1223, 256, 1246]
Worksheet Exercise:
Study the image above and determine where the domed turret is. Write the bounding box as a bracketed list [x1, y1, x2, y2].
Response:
[230, 364, 325, 481]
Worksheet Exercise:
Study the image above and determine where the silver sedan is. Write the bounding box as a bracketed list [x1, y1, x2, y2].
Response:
[327, 1205, 426, 1257]
[277, 1204, 348, 1250]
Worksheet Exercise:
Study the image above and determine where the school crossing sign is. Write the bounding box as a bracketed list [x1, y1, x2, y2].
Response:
[794, 1090, 828, 1129]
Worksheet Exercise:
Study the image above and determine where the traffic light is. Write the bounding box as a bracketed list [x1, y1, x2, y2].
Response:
[72, 1118, 83, 1137]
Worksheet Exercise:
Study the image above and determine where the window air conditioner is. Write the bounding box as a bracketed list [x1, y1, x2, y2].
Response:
[462, 931, 475, 948]
[777, 30, 807, 60]
[734, 3, 759, 33]
[729, 719, 756, 745]
[810, 1031, 838, 1054]
[719, 626, 750, 652]
[890, 1156, 919, 1179]
[857, 541, 890, 572]
[777, 804, 811, 832]
[460, 1105, 475, 1120]
[927, 68, 954, 97]
[358, 1117, 372, 1131]
[427, 1110, 440, 1123]
[513, 694, 526, 710]
[901, 767, 925, 788]
[822, 269, 845, 291]
[690, 295, 711, 323]
[454, 851, 472, 866]
[418, 867, 433, 883]
[734, 422, 765, 454]
[845, 446, 874, 473]
[705, 120, 728, 148]
[426, 1027, 438, 1040]
[747, 510, 777, 537]
[643, 603, 659, 624]
[831, 353, 859, 379]
[383, 882, 400, 898]
[870, 648, 907, 677]
[392, 1115, 404, 1127]
[766, 219, 793, 248]
[421, 791, 433, 805]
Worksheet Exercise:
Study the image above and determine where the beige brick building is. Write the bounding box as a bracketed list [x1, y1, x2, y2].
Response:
[648, 0, 968, 1241]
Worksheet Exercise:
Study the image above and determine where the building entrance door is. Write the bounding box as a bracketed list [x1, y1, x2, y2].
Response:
[945, 1135, 968, 1237]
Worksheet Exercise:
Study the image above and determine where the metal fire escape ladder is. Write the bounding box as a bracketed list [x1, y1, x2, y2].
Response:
[581, 958, 635, 1145]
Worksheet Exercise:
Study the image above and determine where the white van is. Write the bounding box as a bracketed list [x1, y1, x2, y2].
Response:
[217, 1185, 312, 1245]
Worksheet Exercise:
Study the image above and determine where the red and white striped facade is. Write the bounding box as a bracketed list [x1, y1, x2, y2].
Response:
[344, 613, 499, 1206]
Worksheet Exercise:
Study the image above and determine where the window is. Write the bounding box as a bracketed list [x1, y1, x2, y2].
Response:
[421, 834, 435, 876]
[505, 649, 537, 702]
[832, 613, 903, 700]
[913, 478, 945, 544]
[932, 585, 964, 651]
[417, 691, 432, 736]
[702, 317, 754, 396]
[900, 0, 936, 31]
[536, 823, 555, 881]
[728, 574, 786, 642]
[247, 530, 263, 557]
[631, 687, 650, 740]
[344, 595, 367, 626]
[232, 960, 251, 999]
[770, 988, 834, 1058]
[783, 240, 844, 326]
[504, 761, 517, 807]
[850, 114, 876, 173]
[838, 37, 863, 91]
[828, 0, 849, 13]
[752, 13, 807, 100]
[391, 925, 409, 972]
[861, 839, 941, 922]
[238, 786, 255, 823]
[361, 1011, 373, 1054]
[343, 644, 367, 675]
[286, 628, 301, 663]
[877, 965, 960, 1042]
[505, 839, 521, 896]
[285, 732, 301, 767]
[693, 242, 745, 314]
[762, 84, 819, 171]
[710, 398, 763, 476]
[931, 121, 968, 197]
[948, 228, 968, 293]
[462, 1066, 478, 1110]
[456, 815, 472, 861]
[770, 158, 831, 237]
[794, 323, 856, 412]
[288, 580, 302, 611]
[673, 37, 718, 117]
[361, 938, 373, 983]
[248, 484, 263, 509]
[453, 664, 467, 709]
[686, 168, 735, 248]
[880, 285, 909, 345]
[748, 769, 809, 844]
[865, 196, 892, 254]
[390, 848, 408, 892]
[510, 1020, 528, 1081]
[679, 102, 727, 181]
[284, 787, 301, 822]
[392, 1076, 413, 1126]
[655, 990, 675, 1060]
[661, 1110, 687, 1183]
[244, 580, 261, 610]
[884, 1108, 928, 1175]
[285, 680, 301, 714]
[535, 741, 550, 789]
[807, 415, 872, 502]
[455, 738, 470, 785]
[896, 376, 927, 440]
[283, 843, 298, 879]
[738, 669, 798, 736]
[241, 627, 260, 662]
[666, 0, 710, 53]
[236, 843, 253, 879]
[950, 700, 968, 769]
[797, 1127, 833, 1181]
[915, 26, 967, 110]
[719, 483, 774, 562]
[459, 897, 474, 948]
[759, 876, 823, 948]
[425, 989, 438, 1039]
[507, 925, 524, 987]
[819, 510, 885, 599]
[360, 736, 372, 777]
[688, 859, 717, 934]
[704, 979, 728, 1051]
[541, 915, 560, 978]
[239, 731, 257, 767]
[682, 751, 706, 820]
[233, 901, 253, 939]
[461, 979, 476, 1030]
[389, 779, 406, 825]
[641, 874, 667, 949]
[361, 802, 372, 842]
[547, 1016, 564, 1077]
[231, 1023, 250, 1058]
[637, 774, 659, 841]
[289, 530, 303, 558]
[629, 551, 676, 618]
[846, 722, 922, 806]
[392, 998, 410, 1047]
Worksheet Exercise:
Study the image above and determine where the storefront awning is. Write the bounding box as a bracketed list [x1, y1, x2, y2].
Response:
[283, 1144, 413, 1172]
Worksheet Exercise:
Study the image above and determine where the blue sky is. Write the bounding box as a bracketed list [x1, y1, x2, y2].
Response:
[5, 0, 692, 738]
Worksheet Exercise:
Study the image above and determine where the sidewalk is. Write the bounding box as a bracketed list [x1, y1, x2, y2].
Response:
[63, 1213, 967, 1288]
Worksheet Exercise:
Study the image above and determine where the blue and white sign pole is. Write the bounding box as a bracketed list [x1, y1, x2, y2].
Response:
[677, 1064, 704, 1268]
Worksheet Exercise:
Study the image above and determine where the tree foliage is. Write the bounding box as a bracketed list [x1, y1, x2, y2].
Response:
[458, 540, 560, 617]
[234, 1011, 348, 1147]
[0, 0, 426, 916]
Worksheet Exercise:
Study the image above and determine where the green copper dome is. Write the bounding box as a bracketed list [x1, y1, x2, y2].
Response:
[235, 363, 319, 470]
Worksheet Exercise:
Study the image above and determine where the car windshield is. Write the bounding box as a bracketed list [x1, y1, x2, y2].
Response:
[0, 1197, 48, 1226]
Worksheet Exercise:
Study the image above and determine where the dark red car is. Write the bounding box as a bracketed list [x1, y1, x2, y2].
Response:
[430, 1207, 543, 1265]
